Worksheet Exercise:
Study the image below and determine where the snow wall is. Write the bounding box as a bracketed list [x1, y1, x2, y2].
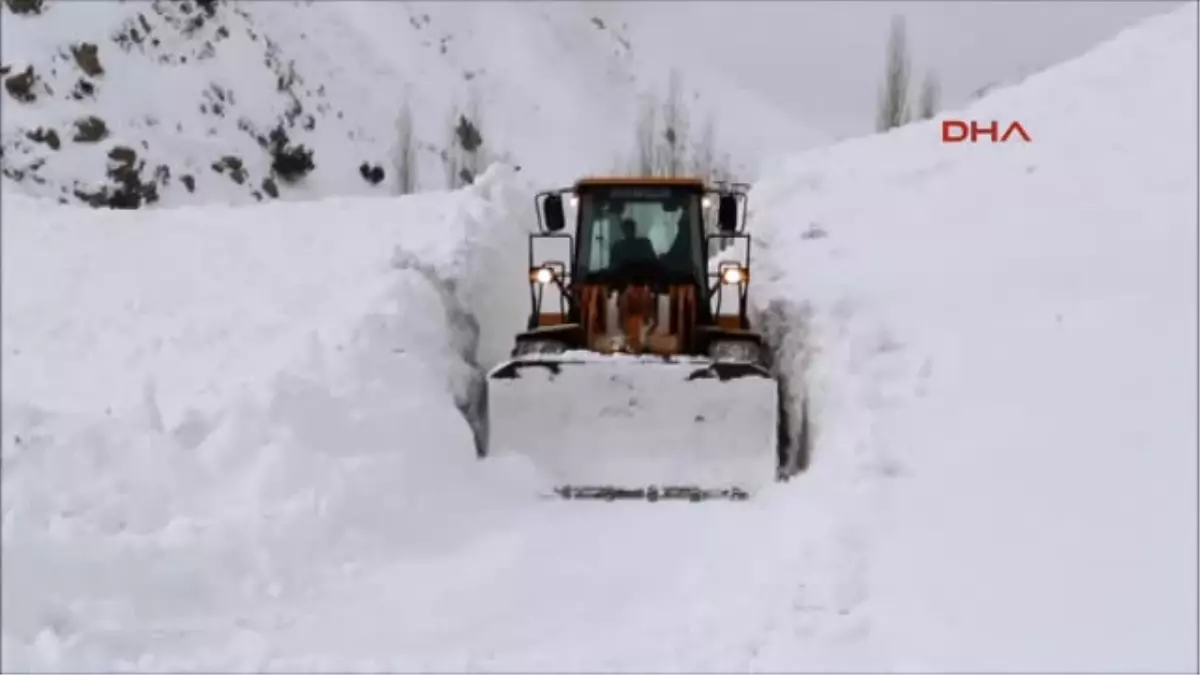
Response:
[0, 165, 545, 667]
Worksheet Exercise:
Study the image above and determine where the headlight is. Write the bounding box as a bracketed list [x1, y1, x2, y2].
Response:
[532, 267, 554, 284]
[720, 266, 746, 284]
[701, 196, 713, 209]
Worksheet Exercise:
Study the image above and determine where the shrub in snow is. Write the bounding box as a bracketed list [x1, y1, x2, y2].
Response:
[73, 145, 161, 209]
[211, 155, 247, 185]
[4, 65, 38, 103]
[267, 126, 314, 184]
[70, 77, 96, 100]
[70, 42, 104, 77]
[359, 162, 384, 185]
[3, 0, 43, 15]
[72, 115, 109, 142]
[25, 127, 61, 151]
[455, 114, 482, 153]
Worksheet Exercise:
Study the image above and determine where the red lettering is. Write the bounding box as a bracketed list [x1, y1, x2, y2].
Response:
[972, 121, 998, 142]
[942, 120, 968, 142]
[942, 119, 1032, 143]
[1001, 121, 1032, 142]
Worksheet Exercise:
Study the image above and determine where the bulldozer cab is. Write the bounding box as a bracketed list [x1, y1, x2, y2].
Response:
[524, 177, 752, 357]
[576, 182, 705, 287]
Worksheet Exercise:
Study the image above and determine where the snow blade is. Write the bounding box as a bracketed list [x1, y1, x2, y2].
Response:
[547, 485, 751, 502]
[485, 352, 780, 498]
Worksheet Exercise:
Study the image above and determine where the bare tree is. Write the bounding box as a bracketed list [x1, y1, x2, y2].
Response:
[659, 68, 689, 177]
[692, 113, 716, 181]
[460, 88, 486, 183]
[443, 107, 463, 189]
[969, 80, 997, 101]
[627, 72, 731, 180]
[393, 98, 418, 195]
[634, 90, 659, 176]
[712, 151, 733, 182]
[918, 69, 940, 120]
[444, 87, 487, 188]
[876, 14, 912, 132]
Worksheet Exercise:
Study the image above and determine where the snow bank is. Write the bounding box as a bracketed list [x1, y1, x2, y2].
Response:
[751, 4, 1197, 671]
[0, 164, 537, 670]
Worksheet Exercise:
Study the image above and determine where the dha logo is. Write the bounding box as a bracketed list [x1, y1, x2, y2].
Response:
[942, 120, 1032, 143]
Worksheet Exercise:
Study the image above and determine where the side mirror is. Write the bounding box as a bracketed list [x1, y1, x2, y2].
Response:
[717, 195, 739, 232]
[542, 194, 566, 232]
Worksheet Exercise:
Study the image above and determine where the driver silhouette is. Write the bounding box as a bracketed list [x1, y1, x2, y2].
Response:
[609, 218, 658, 269]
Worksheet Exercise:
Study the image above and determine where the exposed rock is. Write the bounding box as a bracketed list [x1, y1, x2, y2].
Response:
[25, 127, 61, 150]
[70, 42, 104, 77]
[71, 77, 96, 100]
[4, 0, 44, 15]
[359, 162, 384, 185]
[5, 66, 38, 103]
[210, 155, 247, 185]
[72, 145, 160, 209]
[72, 116, 109, 142]
[108, 145, 137, 166]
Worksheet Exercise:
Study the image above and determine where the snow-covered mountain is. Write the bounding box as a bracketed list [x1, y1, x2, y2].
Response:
[1, 1, 1195, 672]
[0, 0, 826, 208]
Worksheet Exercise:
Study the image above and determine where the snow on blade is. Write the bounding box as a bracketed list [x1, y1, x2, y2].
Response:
[751, 4, 1197, 672]
[486, 354, 779, 491]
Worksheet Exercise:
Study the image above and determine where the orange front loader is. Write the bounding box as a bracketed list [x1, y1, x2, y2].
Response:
[484, 177, 785, 502]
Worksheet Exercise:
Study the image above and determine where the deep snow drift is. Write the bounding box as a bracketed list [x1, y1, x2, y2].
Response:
[2, 3, 1197, 673]
[750, 3, 1197, 670]
[1, 165, 545, 669]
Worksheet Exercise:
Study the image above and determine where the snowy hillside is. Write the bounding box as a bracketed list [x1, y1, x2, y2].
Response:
[0, 0, 825, 208]
[1, 2, 1195, 673]
[750, 3, 1197, 670]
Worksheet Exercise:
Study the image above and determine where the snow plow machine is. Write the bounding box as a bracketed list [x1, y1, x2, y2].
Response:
[484, 177, 787, 502]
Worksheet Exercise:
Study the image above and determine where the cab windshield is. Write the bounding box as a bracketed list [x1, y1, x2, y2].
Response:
[575, 186, 703, 282]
